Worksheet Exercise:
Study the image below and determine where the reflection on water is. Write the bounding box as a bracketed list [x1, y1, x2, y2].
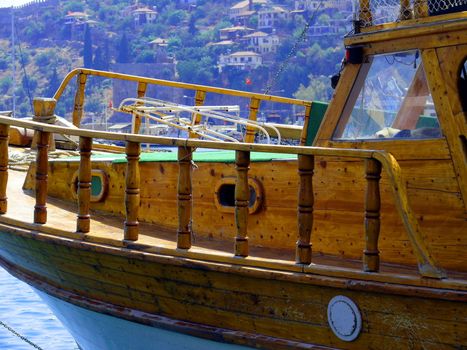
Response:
[0, 267, 78, 350]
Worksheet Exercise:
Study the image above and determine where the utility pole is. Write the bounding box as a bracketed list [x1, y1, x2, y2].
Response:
[11, 6, 15, 117]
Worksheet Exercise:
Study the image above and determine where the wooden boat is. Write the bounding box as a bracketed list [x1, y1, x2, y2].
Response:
[0, 1, 466, 349]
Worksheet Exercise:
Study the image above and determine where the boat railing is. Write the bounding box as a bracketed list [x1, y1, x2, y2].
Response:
[53, 68, 311, 144]
[0, 105, 447, 280]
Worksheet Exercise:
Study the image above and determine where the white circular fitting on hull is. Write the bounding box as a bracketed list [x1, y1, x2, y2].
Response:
[327, 295, 362, 341]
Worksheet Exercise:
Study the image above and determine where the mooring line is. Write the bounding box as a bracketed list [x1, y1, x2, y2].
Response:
[0, 320, 44, 350]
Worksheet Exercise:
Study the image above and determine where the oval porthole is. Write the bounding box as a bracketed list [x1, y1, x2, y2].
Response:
[71, 169, 109, 203]
[214, 177, 263, 214]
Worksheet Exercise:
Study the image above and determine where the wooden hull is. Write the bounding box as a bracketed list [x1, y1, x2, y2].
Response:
[0, 224, 466, 350]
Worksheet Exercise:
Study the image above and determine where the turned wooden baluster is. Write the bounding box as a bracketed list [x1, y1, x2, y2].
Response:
[77, 136, 92, 234]
[399, 0, 413, 20]
[359, 0, 373, 27]
[34, 130, 50, 224]
[244, 98, 261, 143]
[363, 158, 382, 272]
[72, 73, 87, 127]
[296, 154, 314, 264]
[133, 82, 148, 134]
[234, 150, 250, 257]
[124, 141, 140, 241]
[413, 0, 428, 18]
[299, 104, 312, 146]
[32, 98, 56, 151]
[0, 124, 9, 214]
[177, 146, 193, 249]
[189, 90, 206, 138]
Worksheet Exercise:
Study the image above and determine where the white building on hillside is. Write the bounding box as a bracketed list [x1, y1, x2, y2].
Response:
[243, 31, 280, 54]
[218, 51, 262, 72]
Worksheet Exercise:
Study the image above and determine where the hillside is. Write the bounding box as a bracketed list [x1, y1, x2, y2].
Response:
[0, 0, 350, 119]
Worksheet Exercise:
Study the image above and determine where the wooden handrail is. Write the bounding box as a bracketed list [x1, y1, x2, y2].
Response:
[53, 69, 312, 107]
[0, 115, 446, 278]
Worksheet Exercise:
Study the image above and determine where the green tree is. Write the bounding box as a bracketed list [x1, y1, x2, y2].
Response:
[83, 25, 93, 68]
[116, 33, 130, 63]
[45, 67, 61, 97]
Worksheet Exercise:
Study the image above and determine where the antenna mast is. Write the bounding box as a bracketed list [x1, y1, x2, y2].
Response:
[11, 6, 15, 117]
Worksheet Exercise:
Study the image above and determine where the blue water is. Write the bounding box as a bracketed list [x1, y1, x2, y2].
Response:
[0, 266, 79, 350]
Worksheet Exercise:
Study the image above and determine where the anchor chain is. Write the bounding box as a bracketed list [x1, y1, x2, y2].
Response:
[0, 320, 44, 350]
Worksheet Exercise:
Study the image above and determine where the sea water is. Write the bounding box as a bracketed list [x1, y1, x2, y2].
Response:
[0, 266, 79, 350]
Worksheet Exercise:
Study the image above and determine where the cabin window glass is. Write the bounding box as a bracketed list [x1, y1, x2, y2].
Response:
[333, 51, 442, 140]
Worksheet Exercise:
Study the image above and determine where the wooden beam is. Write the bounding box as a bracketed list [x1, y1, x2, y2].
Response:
[423, 48, 467, 212]
[296, 154, 314, 264]
[124, 141, 140, 241]
[0, 124, 9, 214]
[77, 136, 92, 234]
[392, 64, 429, 130]
[234, 150, 250, 257]
[363, 158, 382, 272]
[72, 73, 87, 127]
[177, 146, 193, 249]
[34, 130, 50, 224]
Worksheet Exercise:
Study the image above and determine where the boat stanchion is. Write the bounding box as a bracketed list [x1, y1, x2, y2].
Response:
[189, 90, 206, 139]
[132, 82, 147, 134]
[76, 136, 92, 234]
[0, 124, 9, 214]
[72, 73, 87, 127]
[234, 150, 250, 257]
[177, 146, 193, 249]
[363, 158, 382, 272]
[124, 141, 141, 241]
[297, 154, 314, 264]
[34, 130, 50, 224]
[244, 98, 261, 143]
